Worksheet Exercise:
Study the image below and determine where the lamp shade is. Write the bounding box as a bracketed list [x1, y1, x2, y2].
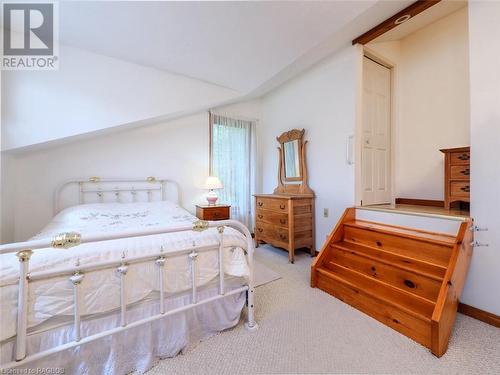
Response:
[203, 176, 223, 190]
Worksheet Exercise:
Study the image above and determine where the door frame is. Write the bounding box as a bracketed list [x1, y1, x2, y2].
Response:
[354, 45, 396, 206]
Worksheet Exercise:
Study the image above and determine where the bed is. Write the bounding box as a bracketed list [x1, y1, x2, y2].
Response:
[0, 177, 257, 373]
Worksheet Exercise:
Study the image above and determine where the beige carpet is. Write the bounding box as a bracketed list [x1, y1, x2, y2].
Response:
[147, 245, 500, 374]
[254, 259, 281, 287]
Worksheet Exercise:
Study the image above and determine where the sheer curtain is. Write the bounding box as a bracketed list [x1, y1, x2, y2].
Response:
[210, 113, 255, 228]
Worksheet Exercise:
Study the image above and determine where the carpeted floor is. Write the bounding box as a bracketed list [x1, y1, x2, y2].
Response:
[147, 245, 500, 374]
[254, 259, 281, 287]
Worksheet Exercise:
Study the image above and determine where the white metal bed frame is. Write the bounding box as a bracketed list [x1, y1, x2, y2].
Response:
[0, 177, 257, 369]
[53, 176, 181, 214]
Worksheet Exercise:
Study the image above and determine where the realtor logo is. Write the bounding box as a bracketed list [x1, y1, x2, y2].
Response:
[2, 1, 59, 70]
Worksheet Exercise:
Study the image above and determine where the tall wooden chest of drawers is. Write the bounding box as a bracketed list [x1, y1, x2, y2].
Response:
[440, 146, 470, 209]
[254, 194, 315, 263]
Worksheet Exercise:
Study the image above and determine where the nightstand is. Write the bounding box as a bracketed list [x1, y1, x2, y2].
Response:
[195, 204, 231, 221]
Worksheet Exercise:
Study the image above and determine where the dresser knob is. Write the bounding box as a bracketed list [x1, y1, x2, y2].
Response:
[258, 214, 263, 219]
[460, 186, 470, 192]
[279, 204, 286, 210]
[461, 168, 470, 176]
[257, 228, 263, 232]
[280, 219, 286, 224]
[279, 234, 287, 240]
[458, 154, 470, 160]
[258, 202, 263, 207]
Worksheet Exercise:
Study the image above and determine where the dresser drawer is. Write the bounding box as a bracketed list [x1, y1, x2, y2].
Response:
[450, 182, 470, 197]
[199, 206, 230, 220]
[255, 197, 288, 212]
[255, 224, 289, 243]
[450, 151, 470, 165]
[450, 165, 470, 180]
[255, 210, 288, 227]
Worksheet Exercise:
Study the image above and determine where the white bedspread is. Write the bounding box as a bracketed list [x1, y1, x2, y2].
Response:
[0, 201, 249, 342]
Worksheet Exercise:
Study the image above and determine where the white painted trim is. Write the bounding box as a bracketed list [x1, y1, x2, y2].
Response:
[363, 46, 398, 206]
[357, 49, 395, 206]
[354, 44, 364, 206]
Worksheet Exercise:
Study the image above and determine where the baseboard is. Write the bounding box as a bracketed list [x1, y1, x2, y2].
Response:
[458, 302, 500, 328]
[395, 198, 445, 207]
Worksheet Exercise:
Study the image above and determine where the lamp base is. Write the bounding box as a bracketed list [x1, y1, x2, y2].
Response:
[206, 190, 218, 206]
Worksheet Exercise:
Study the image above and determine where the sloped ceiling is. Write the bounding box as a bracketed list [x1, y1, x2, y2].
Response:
[59, 1, 378, 93]
[3, 0, 415, 151]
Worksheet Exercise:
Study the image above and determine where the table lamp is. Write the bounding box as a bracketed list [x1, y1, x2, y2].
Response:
[204, 176, 223, 205]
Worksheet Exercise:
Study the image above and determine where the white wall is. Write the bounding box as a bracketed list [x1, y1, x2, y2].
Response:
[0, 153, 15, 244]
[367, 7, 470, 200]
[213, 100, 262, 122]
[461, 0, 500, 315]
[1, 45, 239, 151]
[3, 112, 209, 242]
[260, 46, 359, 247]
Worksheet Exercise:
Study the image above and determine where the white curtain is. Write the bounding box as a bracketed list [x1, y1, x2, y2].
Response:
[210, 113, 255, 228]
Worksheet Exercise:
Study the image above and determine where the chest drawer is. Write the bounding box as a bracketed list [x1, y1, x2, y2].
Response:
[255, 197, 288, 212]
[450, 182, 470, 197]
[196, 206, 230, 220]
[254, 223, 289, 243]
[255, 209, 288, 226]
[450, 151, 470, 165]
[450, 165, 470, 180]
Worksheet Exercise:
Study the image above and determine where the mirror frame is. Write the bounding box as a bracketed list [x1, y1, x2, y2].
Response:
[274, 129, 314, 196]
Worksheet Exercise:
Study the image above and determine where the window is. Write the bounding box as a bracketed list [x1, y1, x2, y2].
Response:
[210, 113, 255, 227]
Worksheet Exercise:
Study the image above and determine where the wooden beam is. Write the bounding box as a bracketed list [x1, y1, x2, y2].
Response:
[352, 0, 442, 45]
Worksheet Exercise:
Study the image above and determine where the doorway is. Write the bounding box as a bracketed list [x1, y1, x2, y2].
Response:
[360, 55, 392, 206]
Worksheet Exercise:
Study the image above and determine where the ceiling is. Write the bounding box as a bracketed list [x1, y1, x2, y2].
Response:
[58, 1, 383, 93]
[372, 0, 467, 43]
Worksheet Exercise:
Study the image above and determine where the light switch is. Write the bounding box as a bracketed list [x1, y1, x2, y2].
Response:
[323, 208, 329, 218]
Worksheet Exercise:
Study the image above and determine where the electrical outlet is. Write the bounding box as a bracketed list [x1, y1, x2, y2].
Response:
[323, 208, 329, 218]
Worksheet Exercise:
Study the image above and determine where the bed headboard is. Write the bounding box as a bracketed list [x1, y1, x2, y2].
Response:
[54, 177, 181, 214]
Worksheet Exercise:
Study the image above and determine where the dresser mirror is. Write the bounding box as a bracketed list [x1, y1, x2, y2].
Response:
[283, 139, 301, 179]
[274, 129, 314, 196]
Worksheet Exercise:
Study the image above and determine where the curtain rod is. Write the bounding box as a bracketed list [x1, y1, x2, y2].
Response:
[209, 110, 260, 123]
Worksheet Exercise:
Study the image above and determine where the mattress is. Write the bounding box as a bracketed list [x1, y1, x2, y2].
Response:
[0, 201, 250, 342]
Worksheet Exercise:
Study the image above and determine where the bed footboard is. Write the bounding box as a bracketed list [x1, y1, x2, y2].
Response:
[0, 219, 257, 369]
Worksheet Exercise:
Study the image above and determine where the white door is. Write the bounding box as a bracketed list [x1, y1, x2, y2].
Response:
[361, 56, 392, 205]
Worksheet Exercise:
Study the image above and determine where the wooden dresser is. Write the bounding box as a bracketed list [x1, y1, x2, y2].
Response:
[440, 146, 470, 210]
[254, 194, 315, 263]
